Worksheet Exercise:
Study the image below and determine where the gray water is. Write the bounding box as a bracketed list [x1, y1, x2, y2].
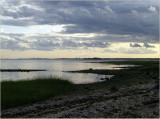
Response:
[1, 59, 133, 84]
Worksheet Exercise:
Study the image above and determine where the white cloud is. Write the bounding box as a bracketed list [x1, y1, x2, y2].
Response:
[18, 42, 30, 48]
[104, 5, 115, 13]
[105, 47, 157, 54]
[148, 6, 156, 12]
[0, 28, 4, 32]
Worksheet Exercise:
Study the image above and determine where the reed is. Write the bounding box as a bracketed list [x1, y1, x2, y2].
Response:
[1, 77, 74, 110]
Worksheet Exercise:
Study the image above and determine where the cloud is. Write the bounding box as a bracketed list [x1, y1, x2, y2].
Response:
[1, 1, 159, 55]
[1, 36, 30, 51]
[1, 3, 43, 19]
[143, 43, 155, 48]
[31, 40, 60, 51]
[0, 28, 4, 32]
[130, 43, 142, 47]
[148, 6, 156, 12]
[1, 1, 158, 43]
[82, 41, 110, 48]
[0, 33, 111, 51]
[105, 47, 157, 54]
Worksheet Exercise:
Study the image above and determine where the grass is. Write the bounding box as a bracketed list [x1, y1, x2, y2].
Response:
[107, 60, 159, 71]
[1, 77, 74, 110]
[69, 60, 159, 91]
[1, 60, 159, 110]
[107, 60, 158, 65]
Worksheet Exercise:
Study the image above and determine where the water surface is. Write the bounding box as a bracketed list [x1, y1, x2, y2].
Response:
[1, 59, 133, 84]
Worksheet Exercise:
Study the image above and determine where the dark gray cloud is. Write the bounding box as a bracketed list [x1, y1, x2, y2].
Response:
[143, 43, 155, 48]
[1, 1, 159, 53]
[1, 1, 159, 43]
[130, 43, 142, 47]
[1, 37, 30, 51]
[2, 5, 42, 19]
[0, 33, 110, 51]
[1, 31, 158, 51]
[130, 43, 156, 48]
[31, 40, 60, 51]
[82, 41, 110, 48]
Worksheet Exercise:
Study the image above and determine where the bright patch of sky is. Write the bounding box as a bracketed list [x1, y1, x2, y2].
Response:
[1, 25, 65, 33]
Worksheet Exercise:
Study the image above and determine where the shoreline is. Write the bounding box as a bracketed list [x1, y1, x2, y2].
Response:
[2, 82, 159, 118]
[1, 60, 159, 118]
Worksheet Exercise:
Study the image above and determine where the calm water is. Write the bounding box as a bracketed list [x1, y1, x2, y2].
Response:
[1, 59, 133, 84]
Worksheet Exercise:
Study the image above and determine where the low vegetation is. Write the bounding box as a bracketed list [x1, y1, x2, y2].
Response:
[1, 77, 74, 110]
[107, 60, 159, 71]
[69, 60, 159, 91]
[1, 60, 159, 111]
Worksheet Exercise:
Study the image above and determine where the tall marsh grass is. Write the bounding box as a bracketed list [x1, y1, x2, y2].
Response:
[1, 77, 74, 110]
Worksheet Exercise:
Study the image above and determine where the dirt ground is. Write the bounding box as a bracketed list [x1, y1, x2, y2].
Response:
[1, 82, 159, 118]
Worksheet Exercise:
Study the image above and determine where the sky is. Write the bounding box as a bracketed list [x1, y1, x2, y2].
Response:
[0, 0, 159, 59]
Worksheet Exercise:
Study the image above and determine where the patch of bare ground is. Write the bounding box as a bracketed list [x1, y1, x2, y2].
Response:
[2, 83, 159, 118]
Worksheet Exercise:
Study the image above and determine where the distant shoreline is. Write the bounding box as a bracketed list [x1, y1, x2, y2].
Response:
[0, 69, 47, 72]
[0, 58, 159, 60]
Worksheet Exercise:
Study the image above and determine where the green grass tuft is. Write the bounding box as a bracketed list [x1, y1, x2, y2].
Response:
[1, 77, 74, 110]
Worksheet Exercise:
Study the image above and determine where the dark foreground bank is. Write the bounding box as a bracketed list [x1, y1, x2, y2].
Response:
[1, 77, 74, 110]
[1, 60, 159, 118]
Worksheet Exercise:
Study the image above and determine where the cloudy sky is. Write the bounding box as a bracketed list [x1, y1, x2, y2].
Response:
[0, 0, 159, 58]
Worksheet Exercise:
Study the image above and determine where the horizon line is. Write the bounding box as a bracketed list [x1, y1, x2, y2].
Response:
[1, 58, 159, 60]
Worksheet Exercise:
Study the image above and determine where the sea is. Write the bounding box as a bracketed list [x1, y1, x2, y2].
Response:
[0, 58, 155, 84]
